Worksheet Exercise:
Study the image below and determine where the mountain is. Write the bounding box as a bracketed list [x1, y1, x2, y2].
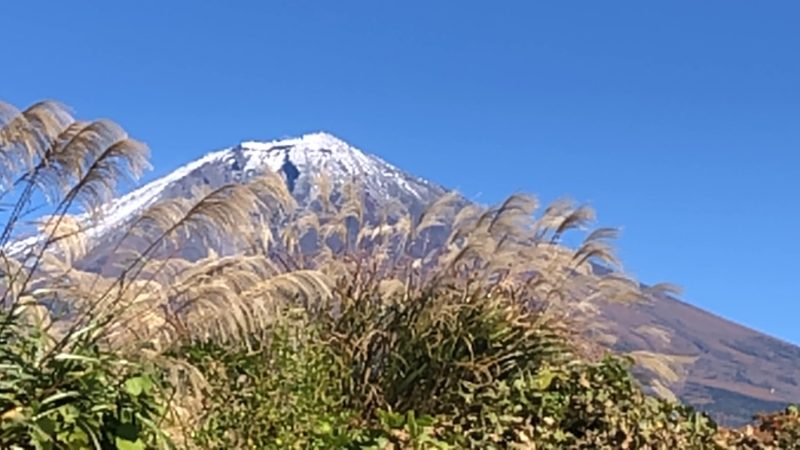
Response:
[8, 132, 453, 264]
[40, 131, 800, 425]
[602, 297, 800, 425]
[39, 132, 448, 248]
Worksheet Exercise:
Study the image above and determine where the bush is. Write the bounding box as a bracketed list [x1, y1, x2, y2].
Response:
[185, 321, 364, 449]
[0, 315, 170, 450]
[182, 297, 800, 449]
[438, 356, 719, 448]
[717, 405, 800, 449]
[182, 292, 725, 449]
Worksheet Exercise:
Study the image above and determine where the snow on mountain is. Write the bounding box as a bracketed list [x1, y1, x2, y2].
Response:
[230, 132, 442, 202]
[95, 149, 233, 236]
[7, 132, 448, 255]
[95, 133, 446, 241]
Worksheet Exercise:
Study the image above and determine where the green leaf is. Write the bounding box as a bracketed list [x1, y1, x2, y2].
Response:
[41, 391, 79, 406]
[116, 422, 140, 441]
[124, 376, 152, 397]
[313, 420, 333, 435]
[36, 417, 56, 436]
[115, 437, 145, 450]
[60, 427, 90, 450]
[533, 369, 557, 390]
[414, 414, 435, 427]
[378, 410, 405, 429]
[53, 353, 101, 364]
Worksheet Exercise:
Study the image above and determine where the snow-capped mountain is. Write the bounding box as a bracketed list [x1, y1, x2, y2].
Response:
[88, 132, 448, 241]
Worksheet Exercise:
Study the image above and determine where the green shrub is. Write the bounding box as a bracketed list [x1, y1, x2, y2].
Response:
[718, 405, 800, 449]
[436, 356, 718, 448]
[185, 320, 367, 449]
[183, 289, 725, 449]
[0, 315, 170, 450]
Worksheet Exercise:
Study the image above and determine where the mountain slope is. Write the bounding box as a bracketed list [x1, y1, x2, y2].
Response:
[602, 295, 800, 425]
[78, 132, 448, 244]
[47, 131, 800, 425]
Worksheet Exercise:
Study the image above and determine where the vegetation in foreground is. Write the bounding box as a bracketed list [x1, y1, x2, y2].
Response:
[0, 100, 797, 449]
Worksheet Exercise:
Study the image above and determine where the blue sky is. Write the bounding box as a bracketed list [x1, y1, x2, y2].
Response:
[2, 2, 798, 343]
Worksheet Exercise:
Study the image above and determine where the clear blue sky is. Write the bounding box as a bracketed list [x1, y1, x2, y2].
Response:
[2, 2, 798, 343]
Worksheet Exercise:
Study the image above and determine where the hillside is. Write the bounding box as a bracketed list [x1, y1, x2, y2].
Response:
[602, 294, 800, 425]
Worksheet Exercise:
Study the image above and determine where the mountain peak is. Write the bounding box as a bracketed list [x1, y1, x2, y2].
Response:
[296, 131, 350, 148]
[11, 132, 448, 248]
[239, 131, 352, 153]
[6, 132, 449, 256]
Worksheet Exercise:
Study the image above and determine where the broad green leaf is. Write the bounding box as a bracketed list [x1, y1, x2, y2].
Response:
[124, 376, 152, 397]
[115, 437, 145, 450]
